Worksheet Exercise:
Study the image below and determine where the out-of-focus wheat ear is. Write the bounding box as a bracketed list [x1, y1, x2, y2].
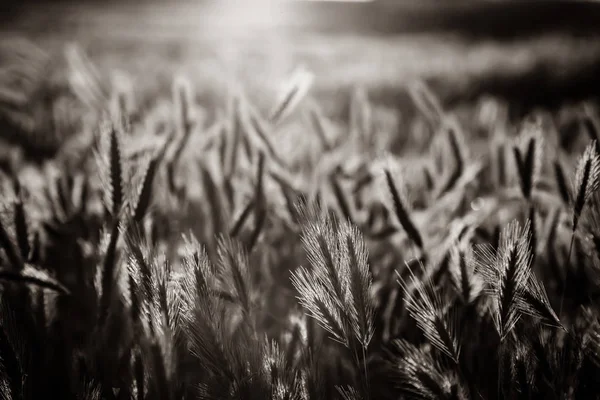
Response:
[0, 215, 23, 270]
[198, 164, 229, 235]
[496, 143, 507, 187]
[169, 76, 197, 171]
[130, 138, 170, 226]
[0, 265, 69, 294]
[407, 80, 444, 128]
[134, 351, 145, 400]
[397, 261, 461, 363]
[269, 66, 315, 125]
[229, 199, 255, 238]
[544, 207, 564, 284]
[248, 108, 290, 170]
[307, 104, 334, 151]
[0, 324, 23, 399]
[513, 135, 541, 200]
[423, 164, 435, 191]
[329, 174, 353, 223]
[581, 108, 600, 154]
[450, 245, 483, 305]
[378, 158, 424, 250]
[223, 95, 242, 179]
[12, 179, 29, 260]
[27, 230, 41, 264]
[554, 159, 572, 205]
[108, 125, 124, 216]
[572, 141, 600, 235]
[349, 87, 372, 145]
[173, 75, 194, 138]
[64, 43, 108, 110]
[435, 123, 466, 198]
[247, 151, 267, 252]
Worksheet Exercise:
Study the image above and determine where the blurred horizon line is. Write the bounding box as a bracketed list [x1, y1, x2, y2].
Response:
[4, 0, 600, 40]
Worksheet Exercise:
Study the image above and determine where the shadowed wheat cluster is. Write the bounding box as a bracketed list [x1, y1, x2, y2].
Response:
[1, 42, 600, 400]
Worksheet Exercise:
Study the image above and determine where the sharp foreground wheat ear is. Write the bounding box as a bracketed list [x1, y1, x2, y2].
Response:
[397, 260, 461, 363]
[571, 141, 600, 235]
[474, 220, 532, 341]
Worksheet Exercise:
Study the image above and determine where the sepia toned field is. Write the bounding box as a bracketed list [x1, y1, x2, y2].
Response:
[2, 1, 600, 400]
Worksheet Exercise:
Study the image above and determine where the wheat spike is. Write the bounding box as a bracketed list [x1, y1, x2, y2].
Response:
[270, 66, 314, 124]
[377, 156, 424, 249]
[572, 141, 600, 234]
[398, 260, 461, 363]
[474, 220, 532, 341]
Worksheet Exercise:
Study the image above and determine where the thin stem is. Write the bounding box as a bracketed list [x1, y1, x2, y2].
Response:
[559, 233, 575, 319]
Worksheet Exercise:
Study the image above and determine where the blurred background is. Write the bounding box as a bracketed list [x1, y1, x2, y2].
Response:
[2, 0, 600, 145]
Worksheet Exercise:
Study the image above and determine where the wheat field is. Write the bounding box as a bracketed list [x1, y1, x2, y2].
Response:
[1, 1, 600, 400]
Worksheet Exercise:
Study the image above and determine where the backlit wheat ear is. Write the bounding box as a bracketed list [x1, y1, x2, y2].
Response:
[571, 141, 600, 234]
[513, 131, 543, 201]
[376, 156, 424, 250]
[519, 274, 563, 330]
[474, 220, 531, 341]
[269, 66, 314, 125]
[397, 261, 461, 363]
[342, 222, 375, 348]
